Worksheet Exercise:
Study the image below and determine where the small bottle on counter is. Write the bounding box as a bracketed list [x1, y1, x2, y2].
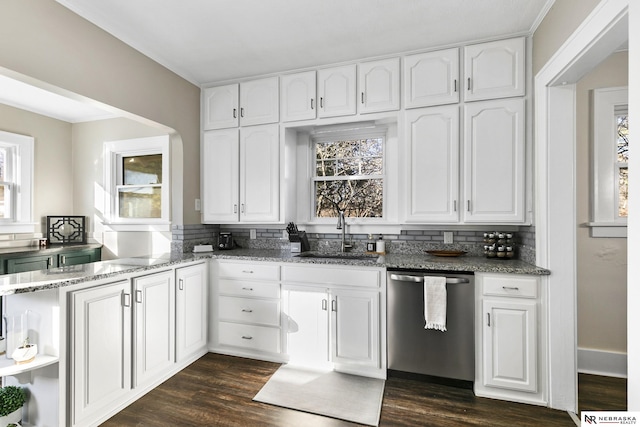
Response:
[366, 235, 376, 252]
[376, 235, 385, 253]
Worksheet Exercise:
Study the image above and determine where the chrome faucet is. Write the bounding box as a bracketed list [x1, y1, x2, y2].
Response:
[336, 210, 353, 252]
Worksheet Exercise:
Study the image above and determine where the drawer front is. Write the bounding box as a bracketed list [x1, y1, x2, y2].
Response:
[282, 265, 381, 288]
[219, 296, 280, 326]
[218, 322, 280, 353]
[218, 279, 280, 299]
[482, 274, 538, 298]
[218, 261, 280, 281]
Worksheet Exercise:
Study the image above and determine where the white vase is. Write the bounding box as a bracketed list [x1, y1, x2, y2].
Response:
[0, 407, 22, 426]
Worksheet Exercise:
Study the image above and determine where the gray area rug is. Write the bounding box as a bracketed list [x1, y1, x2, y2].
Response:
[253, 364, 385, 426]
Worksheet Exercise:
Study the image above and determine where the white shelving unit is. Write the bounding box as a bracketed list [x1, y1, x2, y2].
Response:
[0, 355, 58, 377]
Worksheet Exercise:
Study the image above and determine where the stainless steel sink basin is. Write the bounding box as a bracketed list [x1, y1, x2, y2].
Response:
[295, 253, 379, 261]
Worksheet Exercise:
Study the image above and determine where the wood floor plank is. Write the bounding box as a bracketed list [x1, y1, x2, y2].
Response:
[102, 353, 602, 426]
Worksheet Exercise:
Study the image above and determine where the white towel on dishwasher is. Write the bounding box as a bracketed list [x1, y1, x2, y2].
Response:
[424, 276, 447, 331]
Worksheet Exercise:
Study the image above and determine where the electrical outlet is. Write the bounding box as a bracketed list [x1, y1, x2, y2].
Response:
[443, 231, 453, 244]
[250, 229, 256, 240]
[282, 230, 288, 240]
[195, 198, 201, 211]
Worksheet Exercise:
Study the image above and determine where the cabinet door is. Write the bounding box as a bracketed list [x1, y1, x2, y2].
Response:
[358, 58, 400, 113]
[482, 298, 537, 392]
[281, 71, 317, 122]
[202, 129, 240, 223]
[6, 254, 55, 273]
[59, 249, 100, 267]
[283, 287, 330, 368]
[202, 84, 240, 130]
[70, 280, 132, 427]
[331, 288, 379, 368]
[463, 98, 525, 223]
[240, 124, 280, 222]
[176, 263, 208, 363]
[404, 48, 459, 108]
[464, 37, 525, 102]
[406, 106, 460, 223]
[240, 77, 279, 126]
[317, 65, 357, 118]
[133, 270, 175, 388]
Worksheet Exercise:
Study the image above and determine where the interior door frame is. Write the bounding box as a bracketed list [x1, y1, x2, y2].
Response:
[534, 0, 629, 413]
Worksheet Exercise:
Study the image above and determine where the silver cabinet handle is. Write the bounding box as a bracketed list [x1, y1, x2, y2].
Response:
[179, 279, 184, 291]
[502, 286, 520, 291]
[242, 270, 254, 274]
[361, 92, 365, 104]
[467, 77, 471, 91]
[241, 308, 253, 313]
[241, 336, 253, 340]
[311, 98, 314, 110]
[389, 274, 470, 284]
[123, 293, 131, 307]
[135, 290, 143, 304]
[242, 287, 254, 291]
[331, 299, 337, 312]
[60, 255, 66, 265]
[233, 108, 237, 118]
[240, 107, 245, 118]
[467, 200, 471, 212]
[322, 299, 327, 311]
[48, 257, 53, 267]
[487, 313, 491, 327]
[241, 204, 245, 213]
[320, 97, 324, 108]
[454, 79, 457, 92]
[233, 204, 238, 213]
[453, 200, 457, 212]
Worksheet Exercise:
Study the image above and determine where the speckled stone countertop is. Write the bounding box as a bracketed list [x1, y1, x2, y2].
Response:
[0, 249, 548, 296]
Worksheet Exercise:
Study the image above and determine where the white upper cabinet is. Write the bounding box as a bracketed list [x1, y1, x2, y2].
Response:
[239, 77, 279, 126]
[202, 129, 240, 222]
[202, 125, 280, 224]
[317, 64, 357, 118]
[358, 58, 400, 114]
[406, 105, 460, 223]
[281, 71, 317, 122]
[404, 48, 459, 108]
[463, 37, 525, 102]
[202, 84, 239, 130]
[463, 98, 525, 223]
[203, 77, 278, 129]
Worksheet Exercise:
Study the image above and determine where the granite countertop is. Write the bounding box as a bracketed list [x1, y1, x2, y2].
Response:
[0, 243, 103, 256]
[0, 249, 549, 296]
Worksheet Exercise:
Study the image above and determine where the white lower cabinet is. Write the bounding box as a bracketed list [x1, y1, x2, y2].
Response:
[211, 260, 283, 360]
[69, 264, 207, 427]
[475, 273, 547, 405]
[176, 263, 208, 363]
[70, 280, 132, 427]
[281, 264, 385, 379]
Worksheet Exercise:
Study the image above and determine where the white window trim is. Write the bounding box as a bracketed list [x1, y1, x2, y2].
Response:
[588, 86, 628, 237]
[295, 121, 400, 234]
[104, 135, 170, 232]
[0, 131, 34, 233]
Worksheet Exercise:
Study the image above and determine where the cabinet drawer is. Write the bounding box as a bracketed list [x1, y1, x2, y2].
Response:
[282, 265, 380, 288]
[218, 296, 280, 326]
[482, 274, 538, 298]
[218, 322, 280, 353]
[218, 261, 280, 281]
[218, 279, 280, 298]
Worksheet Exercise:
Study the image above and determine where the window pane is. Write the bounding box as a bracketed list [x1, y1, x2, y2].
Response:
[617, 114, 628, 162]
[619, 166, 628, 218]
[0, 184, 8, 219]
[118, 186, 162, 218]
[123, 154, 162, 185]
[315, 179, 383, 218]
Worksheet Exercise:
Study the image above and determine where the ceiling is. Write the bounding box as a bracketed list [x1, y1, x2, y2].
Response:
[56, 0, 554, 87]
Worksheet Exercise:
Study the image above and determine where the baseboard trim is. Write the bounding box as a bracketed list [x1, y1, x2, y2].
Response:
[577, 347, 627, 378]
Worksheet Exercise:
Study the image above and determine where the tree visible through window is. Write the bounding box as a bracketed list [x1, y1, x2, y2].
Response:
[313, 137, 383, 218]
[617, 112, 628, 218]
[118, 154, 163, 218]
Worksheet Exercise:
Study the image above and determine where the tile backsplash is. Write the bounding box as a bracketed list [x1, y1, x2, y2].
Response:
[172, 224, 537, 265]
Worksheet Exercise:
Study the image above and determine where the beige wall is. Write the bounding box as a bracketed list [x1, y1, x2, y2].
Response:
[576, 51, 628, 353]
[72, 118, 171, 259]
[533, 0, 601, 74]
[0, 104, 73, 229]
[0, 0, 201, 225]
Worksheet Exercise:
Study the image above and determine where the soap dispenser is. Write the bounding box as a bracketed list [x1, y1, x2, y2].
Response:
[366, 234, 375, 252]
[376, 235, 385, 254]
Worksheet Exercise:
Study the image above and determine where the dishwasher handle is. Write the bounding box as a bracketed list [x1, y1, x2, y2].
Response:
[389, 273, 470, 284]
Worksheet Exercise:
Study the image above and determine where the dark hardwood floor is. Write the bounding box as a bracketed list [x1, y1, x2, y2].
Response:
[102, 353, 623, 426]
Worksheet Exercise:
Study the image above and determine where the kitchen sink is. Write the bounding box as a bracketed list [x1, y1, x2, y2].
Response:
[295, 252, 379, 261]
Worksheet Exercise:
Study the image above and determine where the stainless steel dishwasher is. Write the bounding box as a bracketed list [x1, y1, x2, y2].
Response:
[387, 269, 475, 386]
